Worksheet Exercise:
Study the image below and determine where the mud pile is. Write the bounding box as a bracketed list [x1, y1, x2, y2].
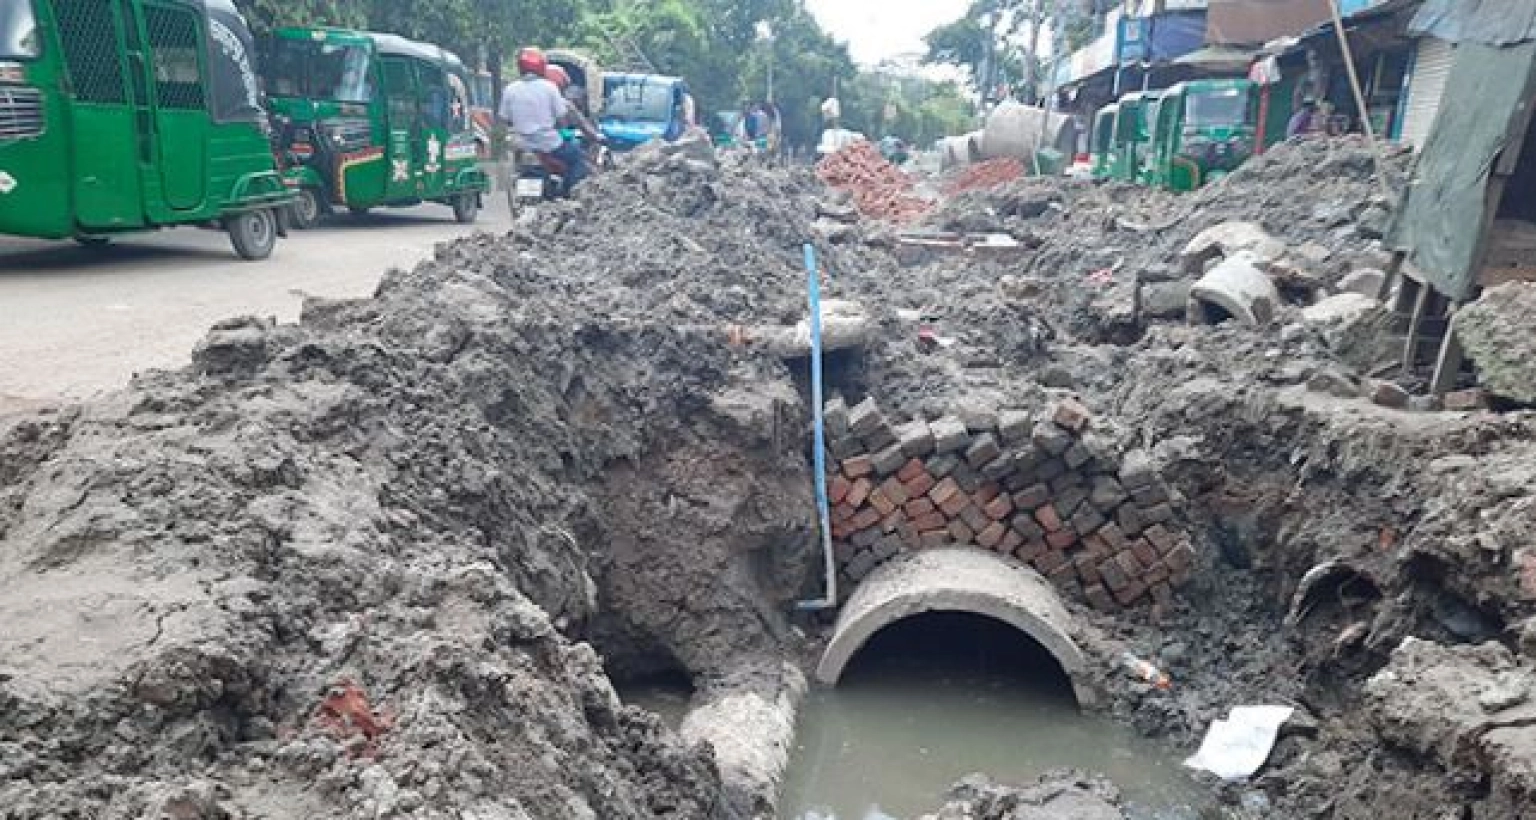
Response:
[0, 140, 834, 819]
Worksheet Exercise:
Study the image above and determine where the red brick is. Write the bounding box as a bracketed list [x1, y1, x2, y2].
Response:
[1144, 524, 1175, 553]
[911, 511, 948, 531]
[846, 478, 873, 509]
[1016, 539, 1049, 562]
[829, 475, 851, 505]
[920, 529, 950, 548]
[1080, 533, 1110, 556]
[1075, 555, 1101, 586]
[869, 489, 897, 517]
[1000, 527, 1025, 553]
[898, 523, 920, 547]
[904, 471, 936, 499]
[1151, 581, 1175, 605]
[1099, 522, 1128, 550]
[960, 503, 991, 533]
[833, 502, 857, 523]
[1045, 529, 1077, 550]
[929, 476, 961, 505]
[977, 521, 1007, 549]
[973, 482, 1002, 505]
[1098, 558, 1130, 591]
[983, 494, 1014, 521]
[1131, 538, 1160, 567]
[897, 458, 927, 483]
[1035, 504, 1063, 532]
[1444, 388, 1489, 411]
[905, 498, 936, 518]
[878, 476, 909, 506]
[1113, 580, 1148, 606]
[851, 507, 882, 531]
[1012, 483, 1051, 511]
[1084, 583, 1118, 612]
[1034, 549, 1069, 574]
[1052, 398, 1092, 432]
[831, 520, 853, 540]
[1144, 561, 1171, 587]
[939, 491, 971, 518]
[948, 518, 975, 544]
[1115, 549, 1145, 577]
[842, 455, 874, 479]
[1165, 543, 1195, 571]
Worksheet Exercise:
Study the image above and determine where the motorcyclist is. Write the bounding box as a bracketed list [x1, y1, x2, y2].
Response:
[498, 47, 587, 195]
[542, 65, 604, 147]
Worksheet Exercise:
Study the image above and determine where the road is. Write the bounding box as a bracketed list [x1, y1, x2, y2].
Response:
[0, 200, 509, 415]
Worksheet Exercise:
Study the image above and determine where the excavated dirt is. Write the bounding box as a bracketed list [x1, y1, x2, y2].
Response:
[4, 134, 1536, 819]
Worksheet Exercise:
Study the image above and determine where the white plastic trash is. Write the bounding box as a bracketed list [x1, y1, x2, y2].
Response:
[1184, 705, 1295, 780]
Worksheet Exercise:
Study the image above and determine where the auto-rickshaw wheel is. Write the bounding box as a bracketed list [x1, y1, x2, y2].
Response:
[227, 209, 277, 261]
[289, 189, 323, 230]
[452, 193, 479, 224]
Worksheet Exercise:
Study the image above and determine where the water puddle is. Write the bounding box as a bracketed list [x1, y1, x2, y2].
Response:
[778, 613, 1205, 820]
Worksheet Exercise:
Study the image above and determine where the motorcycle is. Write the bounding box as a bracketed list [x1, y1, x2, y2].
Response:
[505, 131, 611, 216]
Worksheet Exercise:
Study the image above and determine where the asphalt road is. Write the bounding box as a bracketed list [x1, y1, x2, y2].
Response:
[0, 200, 509, 415]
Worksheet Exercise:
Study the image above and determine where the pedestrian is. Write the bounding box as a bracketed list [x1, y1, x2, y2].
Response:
[1286, 100, 1317, 140]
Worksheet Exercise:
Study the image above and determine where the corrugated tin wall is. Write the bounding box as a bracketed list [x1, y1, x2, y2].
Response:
[1400, 36, 1453, 150]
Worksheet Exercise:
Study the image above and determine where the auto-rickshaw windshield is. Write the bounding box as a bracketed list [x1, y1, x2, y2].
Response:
[0, 2, 39, 59]
[604, 80, 672, 123]
[268, 39, 373, 103]
[1188, 88, 1247, 127]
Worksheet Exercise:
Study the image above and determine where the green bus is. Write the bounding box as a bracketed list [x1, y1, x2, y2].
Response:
[265, 27, 488, 227]
[0, 0, 294, 259]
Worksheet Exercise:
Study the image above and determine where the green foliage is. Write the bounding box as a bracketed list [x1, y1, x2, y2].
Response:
[841, 72, 977, 150]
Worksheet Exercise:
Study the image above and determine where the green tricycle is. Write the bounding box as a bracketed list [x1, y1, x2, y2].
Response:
[264, 26, 488, 227]
[0, 0, 294, 259]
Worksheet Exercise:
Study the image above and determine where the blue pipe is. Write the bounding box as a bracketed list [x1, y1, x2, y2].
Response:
[796, 243, 838, 611]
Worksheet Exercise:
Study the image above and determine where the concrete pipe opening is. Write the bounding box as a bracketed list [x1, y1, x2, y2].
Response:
[815, 547, 1094, 707]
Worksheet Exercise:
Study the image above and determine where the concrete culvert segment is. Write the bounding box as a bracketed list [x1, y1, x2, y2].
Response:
[815, 546, 1094, 706]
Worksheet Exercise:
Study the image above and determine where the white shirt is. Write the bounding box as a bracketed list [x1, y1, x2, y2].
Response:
[498, 76, 568, 153]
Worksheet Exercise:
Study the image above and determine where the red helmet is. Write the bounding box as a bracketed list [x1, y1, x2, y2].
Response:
[516, 47, 547, 77]
[544, 65, 571, 89]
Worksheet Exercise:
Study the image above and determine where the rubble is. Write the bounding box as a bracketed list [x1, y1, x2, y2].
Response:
[3, 130, 1535, 820]
[918, 771, 1127, 820]
[1455, 282, 1536, 404]
[817, 141, 930, 222]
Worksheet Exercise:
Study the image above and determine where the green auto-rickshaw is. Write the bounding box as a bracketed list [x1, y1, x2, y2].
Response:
[0, 0, 294, 259]
[264, 27, 489, 227]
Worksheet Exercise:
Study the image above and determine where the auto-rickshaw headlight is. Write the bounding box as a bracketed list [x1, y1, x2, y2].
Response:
[0, 62, 26, 84]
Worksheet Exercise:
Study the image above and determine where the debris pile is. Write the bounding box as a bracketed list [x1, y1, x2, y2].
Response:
[817, 141, 931, 221]
[943, 157, 1027, 195]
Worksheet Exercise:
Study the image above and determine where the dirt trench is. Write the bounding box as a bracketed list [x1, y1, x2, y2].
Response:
[2, 135, 1535, 820]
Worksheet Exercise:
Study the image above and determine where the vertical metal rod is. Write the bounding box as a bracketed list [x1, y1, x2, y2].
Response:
[797, 243, 837, 611]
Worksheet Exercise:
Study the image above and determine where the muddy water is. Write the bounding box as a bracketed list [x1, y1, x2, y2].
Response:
[777, 613, 1205, 820]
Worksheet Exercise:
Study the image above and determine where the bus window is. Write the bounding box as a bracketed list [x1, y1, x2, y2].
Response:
[268, 38, 372, 103]
[381, 57, 416, 129]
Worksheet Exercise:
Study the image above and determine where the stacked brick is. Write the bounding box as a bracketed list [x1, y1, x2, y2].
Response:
[824, 396, 1195, 611]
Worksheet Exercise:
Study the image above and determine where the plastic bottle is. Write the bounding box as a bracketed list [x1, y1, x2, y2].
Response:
[1120, 651, 1172, 690]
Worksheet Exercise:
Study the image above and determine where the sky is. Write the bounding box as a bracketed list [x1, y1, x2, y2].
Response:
[805, 0, 972, 66]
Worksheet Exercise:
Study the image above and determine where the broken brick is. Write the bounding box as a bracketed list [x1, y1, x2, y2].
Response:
[1130, 538, 1160, 567]
[911, 511, 948, 532]
[851, 507, 882, 531]
[1052, 398, 1092, 432]
[1034, 549, 1069, 574]
[920, 529, 950, 548]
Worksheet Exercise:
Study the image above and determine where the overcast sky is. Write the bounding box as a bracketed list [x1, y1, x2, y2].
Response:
[805, 0, 972, 65]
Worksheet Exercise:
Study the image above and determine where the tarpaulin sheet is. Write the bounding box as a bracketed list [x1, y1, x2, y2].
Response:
[1411, 0, 1536, 46]
[1387, 40, 1536, 300]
